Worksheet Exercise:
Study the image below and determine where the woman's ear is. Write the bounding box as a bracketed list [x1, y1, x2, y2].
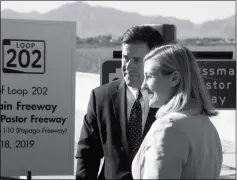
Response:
[170, 71, 181, 87]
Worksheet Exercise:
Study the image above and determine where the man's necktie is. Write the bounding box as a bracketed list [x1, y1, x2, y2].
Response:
[128, 90, 142, 161]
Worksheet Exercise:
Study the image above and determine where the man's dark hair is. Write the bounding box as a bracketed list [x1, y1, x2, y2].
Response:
[122, 25, 164, 50]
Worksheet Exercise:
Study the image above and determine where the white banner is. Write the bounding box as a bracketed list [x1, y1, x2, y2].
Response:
[1, 19, 76, 176]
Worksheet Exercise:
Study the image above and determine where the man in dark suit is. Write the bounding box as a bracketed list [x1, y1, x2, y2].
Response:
[75, 25, 164, 180]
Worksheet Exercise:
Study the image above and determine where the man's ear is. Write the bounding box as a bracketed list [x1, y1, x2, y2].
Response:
[170, 71, 181, 87]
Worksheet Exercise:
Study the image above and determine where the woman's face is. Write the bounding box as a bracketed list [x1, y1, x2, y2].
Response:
[143, 59, 175, 108]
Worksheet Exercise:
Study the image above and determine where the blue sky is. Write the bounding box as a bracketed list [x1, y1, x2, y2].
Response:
[1, 1, 235, 24]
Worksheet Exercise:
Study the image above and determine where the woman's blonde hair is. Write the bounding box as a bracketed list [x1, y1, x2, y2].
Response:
[144, 44, 218, 117]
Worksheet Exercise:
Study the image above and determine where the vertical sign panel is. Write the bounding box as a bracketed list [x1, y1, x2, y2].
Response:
[198, 60, 236, 109]
[1, 19, 76, 176]
[101, 59, 236, 109]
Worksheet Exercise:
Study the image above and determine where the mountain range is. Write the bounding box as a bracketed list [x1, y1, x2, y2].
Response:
[1, 1, 235, 39]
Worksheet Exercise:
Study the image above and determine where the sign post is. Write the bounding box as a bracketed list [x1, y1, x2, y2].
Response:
[1, 19, 76, 176]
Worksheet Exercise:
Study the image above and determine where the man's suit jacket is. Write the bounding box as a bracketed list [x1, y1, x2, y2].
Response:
[75, 80, 157, 180]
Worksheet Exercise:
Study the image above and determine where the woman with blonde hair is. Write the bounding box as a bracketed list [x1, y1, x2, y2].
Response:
[132, 44, 223, 179]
